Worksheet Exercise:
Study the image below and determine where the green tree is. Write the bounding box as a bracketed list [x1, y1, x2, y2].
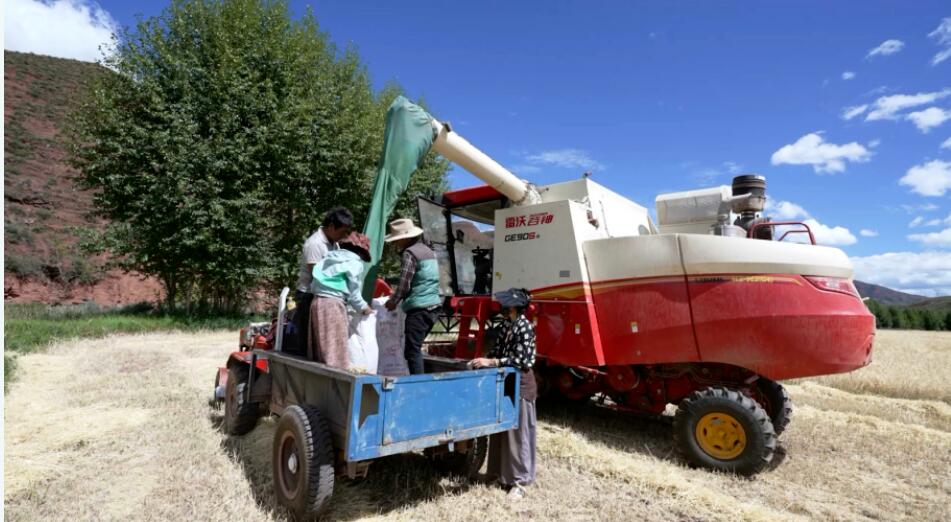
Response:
[70, 0, 448, 311]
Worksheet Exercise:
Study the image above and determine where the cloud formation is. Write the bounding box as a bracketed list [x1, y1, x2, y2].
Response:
[906, 107, 951, 133]
[866, 39, 905, 58]
[865, 89, 951, 121]
[850, 251, 951, 296]
[764, 200, 857, 246]
[4, 0, 117, 62]
[859, 229, 879, 237]
[908, 227, 951, 247]
[770, 133, 871, 173]
[928, 17, 951, 66]
[841, 105, 868, 120]
[899, 159, 951, 196]
[524, 149, 605, 171]
[841, 71, 856, 80]
[942, 137, 951, 149]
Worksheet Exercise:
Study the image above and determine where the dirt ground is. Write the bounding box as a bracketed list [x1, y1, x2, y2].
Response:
[4, 330, 950, 521]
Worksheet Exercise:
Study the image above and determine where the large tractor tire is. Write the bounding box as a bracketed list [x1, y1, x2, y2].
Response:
[224, 365, 260, 436]
[425, 436, 488, 480]
[673, 387, 777, 476]
[757, 378, 793, 436]
[273, 405, 335, 519]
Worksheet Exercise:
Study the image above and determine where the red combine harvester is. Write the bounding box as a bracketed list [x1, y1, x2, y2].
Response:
[414, 118, 874, 474]
[217, 113, 874, 476]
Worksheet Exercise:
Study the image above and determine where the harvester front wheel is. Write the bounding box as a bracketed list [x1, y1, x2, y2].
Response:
[757, 378, 793, 436]
[673, 387, 776, 476]
[273, 405, 335, 519]
[224, 365, 260, 436]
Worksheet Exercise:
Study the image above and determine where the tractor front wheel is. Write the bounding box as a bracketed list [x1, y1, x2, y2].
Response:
[273, 405, 335, 519]
[673, 387, 776, 476]
[224, 365, 260, 436]
[424, 436, 488, 480]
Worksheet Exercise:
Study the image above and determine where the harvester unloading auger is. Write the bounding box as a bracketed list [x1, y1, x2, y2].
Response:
[412, 102, 874, 475]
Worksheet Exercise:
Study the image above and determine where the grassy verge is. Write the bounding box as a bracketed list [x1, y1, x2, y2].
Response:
[4, 302, 261, 388]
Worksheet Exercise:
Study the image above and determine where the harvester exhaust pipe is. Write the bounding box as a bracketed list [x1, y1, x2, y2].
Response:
[431, 119, 541, 205]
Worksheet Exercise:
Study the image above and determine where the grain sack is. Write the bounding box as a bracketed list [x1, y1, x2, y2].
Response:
[373, 297, 408, 376]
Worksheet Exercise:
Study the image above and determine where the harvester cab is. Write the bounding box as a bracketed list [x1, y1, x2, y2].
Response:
[415, 115, 875, 475]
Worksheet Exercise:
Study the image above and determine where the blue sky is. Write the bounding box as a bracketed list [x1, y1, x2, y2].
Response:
[5, 1, 951, 295]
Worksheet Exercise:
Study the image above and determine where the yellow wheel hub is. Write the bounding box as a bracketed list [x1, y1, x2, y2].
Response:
[695, 412, 747, 460]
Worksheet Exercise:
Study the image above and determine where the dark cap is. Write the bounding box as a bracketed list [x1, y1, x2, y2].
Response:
[494, 288, 530, 308]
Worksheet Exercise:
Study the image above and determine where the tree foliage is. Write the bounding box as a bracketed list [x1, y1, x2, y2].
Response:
[70, 0, 448, 311]
[865, 299, 951, 331]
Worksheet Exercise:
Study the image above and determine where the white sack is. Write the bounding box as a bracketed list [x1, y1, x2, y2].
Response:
[347, 310, 379, 374]
[373, 297, 408, 376]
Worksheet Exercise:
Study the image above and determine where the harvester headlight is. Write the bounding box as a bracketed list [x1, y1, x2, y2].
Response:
[804, 276, 859, 297]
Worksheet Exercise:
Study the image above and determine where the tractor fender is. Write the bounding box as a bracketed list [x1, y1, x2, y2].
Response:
[216, 352, 270, 400]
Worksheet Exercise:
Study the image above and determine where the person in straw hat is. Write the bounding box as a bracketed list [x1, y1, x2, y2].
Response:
[309, 231, 373, 369]
[384, 218, 443, 374]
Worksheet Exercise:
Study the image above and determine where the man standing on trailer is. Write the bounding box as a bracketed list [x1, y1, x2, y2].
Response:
[289, 207, 353, 356]
[384, 218, 442, 374]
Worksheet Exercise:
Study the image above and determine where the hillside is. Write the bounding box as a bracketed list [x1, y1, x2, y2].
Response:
[4, 51, 162, 305]
[854, 280, 926, 306]
[909, 296, 951, 312]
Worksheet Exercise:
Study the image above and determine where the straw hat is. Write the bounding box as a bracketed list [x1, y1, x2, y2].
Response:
[339, 232, 372, 262]
[384, 218, 424, 243]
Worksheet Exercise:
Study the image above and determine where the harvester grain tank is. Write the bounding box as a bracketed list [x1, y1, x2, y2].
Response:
[420, 117, 875, 475]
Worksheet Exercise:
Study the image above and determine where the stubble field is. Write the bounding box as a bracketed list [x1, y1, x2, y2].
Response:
[4, 329, 950, 521]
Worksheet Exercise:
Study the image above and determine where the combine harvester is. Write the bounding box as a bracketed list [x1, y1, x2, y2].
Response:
[417, 116, 874, 474]
[217, 102, 874, 493]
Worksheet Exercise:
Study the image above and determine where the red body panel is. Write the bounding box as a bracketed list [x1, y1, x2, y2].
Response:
[524, 273, 873, 381]
[442, 185, 503, 207]
[687, 274, 874, 380]
[589, 276, 702, 365]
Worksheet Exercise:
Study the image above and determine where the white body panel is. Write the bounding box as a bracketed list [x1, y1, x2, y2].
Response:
[584, 234, 853, 282]
[655, 186, 731, 235]
[492, 179, 656, 292]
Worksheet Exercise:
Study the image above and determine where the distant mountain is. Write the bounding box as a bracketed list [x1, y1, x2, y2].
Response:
[854, 281, 927, 306]
[908, 296, 951, 312]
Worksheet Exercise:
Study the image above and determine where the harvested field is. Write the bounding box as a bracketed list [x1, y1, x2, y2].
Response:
[5, 330, 951, 521]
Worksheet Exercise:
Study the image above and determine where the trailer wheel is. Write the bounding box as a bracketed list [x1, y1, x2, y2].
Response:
[273, 405, 335, 519]
[224, 365, 259, 435]
[425, 436, 488, 480]
[756, 378, 793, 436]
[673, 387, 776, 476]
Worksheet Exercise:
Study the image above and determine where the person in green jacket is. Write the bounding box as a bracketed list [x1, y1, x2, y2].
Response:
[309, 232, 373, 368]
[384, 218, 442, 374]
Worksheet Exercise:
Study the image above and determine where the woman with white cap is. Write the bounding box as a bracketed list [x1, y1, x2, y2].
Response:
[469, 288, 537, 500]
[383, 218, 443, 374]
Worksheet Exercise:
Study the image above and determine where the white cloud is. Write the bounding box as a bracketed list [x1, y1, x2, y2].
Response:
[842, 71, 856, 80]
[866, 39, 905, 59]
[4, 0, 117, 62]
[842, 105, 868, 120]
[868, 139, 881, 148]
[851, 251, 951, 296]
[909, 216, 926, 228]
[764, 200, 856, 246]
[865, 89, 951, 121]
[928, 17, 951, 66]
[770, 133, 871, 173]
[765, 200, 809, 220]
[906, 107, 951, 133]
[898, 203, 939, 214]
[804, 219, 858, 245]
[899, 159, 951, 196]
[941, 136, 951, 149]
[908, 227, 951, 247]
[723, 161, 743, 175]
[860, 229, 879, 237]
[524, 149, 605, 171]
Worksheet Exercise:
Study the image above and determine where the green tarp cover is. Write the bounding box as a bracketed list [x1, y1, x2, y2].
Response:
[362, 96, 435, 300]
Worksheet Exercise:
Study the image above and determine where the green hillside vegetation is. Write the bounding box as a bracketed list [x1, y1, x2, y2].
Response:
[865, 299, 951, 331]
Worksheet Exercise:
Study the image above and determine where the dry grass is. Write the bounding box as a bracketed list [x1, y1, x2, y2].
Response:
[5, 329, 950, 521]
